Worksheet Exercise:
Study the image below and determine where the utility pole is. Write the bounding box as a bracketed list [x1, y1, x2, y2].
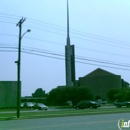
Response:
[16, 18, 26, 118]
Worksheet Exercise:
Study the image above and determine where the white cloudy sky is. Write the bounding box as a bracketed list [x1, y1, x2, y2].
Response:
[0, 0, 130, 96]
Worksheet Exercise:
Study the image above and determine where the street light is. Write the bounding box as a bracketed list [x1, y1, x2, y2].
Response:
[16, 28, 31, 118]
[21, 29, 31, 39]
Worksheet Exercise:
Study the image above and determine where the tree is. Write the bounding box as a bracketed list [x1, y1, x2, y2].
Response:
[107, 89, 120, 101]
[114, 88, 130, 101]
[95, 95, 101, 100]
[124, 90, 130, 101]
[46, 87, 93, 106]
[32, 88, 46, 97]
[46, 87, 67, 105]
[107, 88, 130, 101]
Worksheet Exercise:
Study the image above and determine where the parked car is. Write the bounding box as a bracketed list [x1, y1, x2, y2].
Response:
[96, 99, 108, 105]
[20, 102, 25, 108]
[74, 101, 100, 109]
[114, 100, 130, 108]
[33, 103, 48, 110]
[23, 102, 35, 109]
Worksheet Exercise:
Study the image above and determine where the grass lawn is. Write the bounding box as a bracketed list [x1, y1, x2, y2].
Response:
[0, 106, 130, 121]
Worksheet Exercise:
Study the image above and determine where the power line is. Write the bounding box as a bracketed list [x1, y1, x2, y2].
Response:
[24, 25, 66, 36]
[76, 57, 130, 68]
[0, 50, 17, 52]
[1, 36, 130, 60]
[0, 43, 17, 46]
[19, 46, 130, 66]
[28, 37, 129, 57]
[0, 34, 17, 37]
[21, 36, 130, 58]
[5, 45, 130, 66]
[0, 21, 16, 25]
[23, 25, 130, 49]
[22, 48, 130, 67]
[70, 29, 130, 46]
[0, 14, 130, 70]
[1, 45, 130, 67]
[0, 14, 130, 48]
[76, 46, 130, 58]
[0, 47, 17, 49]
[1, 47, 130, 71]
[24, 24, 130, 48]
[25, 18, 130, 46]
[0, 13, 21, 18]
[1, 42, 130, 69]
[2, 28, 128, 50]
[1, 16, 130, 53]
[21, 50, 130, 71]
[24, 36, 64, 46]
[0, 16, 19, 20]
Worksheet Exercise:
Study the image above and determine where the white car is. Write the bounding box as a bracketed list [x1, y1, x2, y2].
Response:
[22, 102, 35, 109]
[33, 103, 48, 110]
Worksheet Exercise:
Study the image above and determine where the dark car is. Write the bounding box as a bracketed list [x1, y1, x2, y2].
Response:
[33, 103, 48, 110]
[114, 100, 130, 108]
[74, 101, 100, 109]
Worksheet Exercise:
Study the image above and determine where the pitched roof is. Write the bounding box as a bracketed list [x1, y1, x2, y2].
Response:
[82, 68, 118, 78]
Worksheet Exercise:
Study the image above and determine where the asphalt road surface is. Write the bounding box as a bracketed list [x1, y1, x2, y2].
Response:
[0, 113, 129, 130]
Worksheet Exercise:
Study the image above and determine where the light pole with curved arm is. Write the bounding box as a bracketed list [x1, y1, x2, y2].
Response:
[16, 18, 31, 118]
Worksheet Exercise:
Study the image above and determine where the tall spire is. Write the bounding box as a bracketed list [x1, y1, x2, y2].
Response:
[67, 0, 70, 45]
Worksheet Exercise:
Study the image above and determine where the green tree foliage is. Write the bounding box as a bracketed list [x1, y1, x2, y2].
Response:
[32, 88, 46, 97]
[47, 87, 93, 106]
[114, 88, 130, 101]
[107, 89, 120, 101]
[107, 88, 130, 101]
[95, 95, 101, 100]
[46, 87, 68, 105]
[124, 90, 130, 101]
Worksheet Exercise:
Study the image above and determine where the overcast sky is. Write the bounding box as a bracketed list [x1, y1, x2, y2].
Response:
[1, 0, 130, 96]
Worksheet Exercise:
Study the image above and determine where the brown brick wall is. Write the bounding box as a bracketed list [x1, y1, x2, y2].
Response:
[79, 75, 122, 100]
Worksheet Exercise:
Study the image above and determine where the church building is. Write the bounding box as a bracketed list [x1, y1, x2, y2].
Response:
[77, 68, 129, 100]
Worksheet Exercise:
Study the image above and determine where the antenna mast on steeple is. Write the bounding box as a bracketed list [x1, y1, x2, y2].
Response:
[67, 0, 70, 39]
[67, 0, 70, 46]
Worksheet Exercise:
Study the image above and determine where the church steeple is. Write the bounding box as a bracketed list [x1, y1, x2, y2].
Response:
[65, 0, 76, 87]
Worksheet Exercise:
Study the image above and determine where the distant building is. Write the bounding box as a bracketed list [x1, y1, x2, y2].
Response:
[21, 97, 46, 104]
[0, 81, 17, 108]
[77, 68, 129, 100]
[57, 85, 66, 88]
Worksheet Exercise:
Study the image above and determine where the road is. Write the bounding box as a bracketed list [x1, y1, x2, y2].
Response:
[0, 113, 129, 130]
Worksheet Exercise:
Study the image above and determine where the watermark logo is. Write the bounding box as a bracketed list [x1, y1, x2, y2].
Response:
[118, 118, 130, 130]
